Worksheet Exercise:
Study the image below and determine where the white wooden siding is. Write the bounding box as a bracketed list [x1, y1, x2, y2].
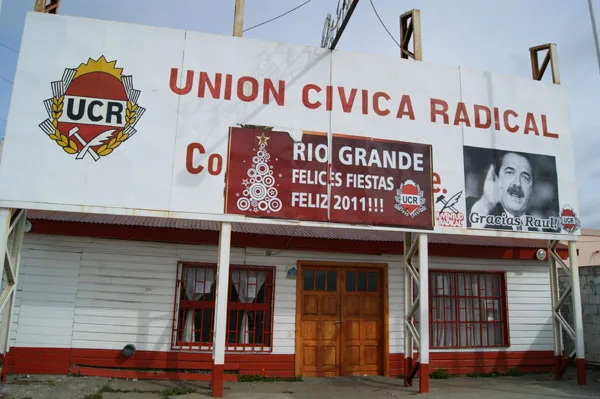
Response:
[10, 248, 80, 348]
[10, 234, 553, 355]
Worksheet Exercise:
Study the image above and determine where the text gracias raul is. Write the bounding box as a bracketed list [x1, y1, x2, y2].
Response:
[170, 70, 560, 139]
[290, 142, 424, 209]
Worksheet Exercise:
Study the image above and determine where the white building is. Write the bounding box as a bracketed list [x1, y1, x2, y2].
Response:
[5, 214, 563, 381]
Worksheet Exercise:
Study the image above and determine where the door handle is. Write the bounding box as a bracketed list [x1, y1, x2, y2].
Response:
[334, 321, 342, 327]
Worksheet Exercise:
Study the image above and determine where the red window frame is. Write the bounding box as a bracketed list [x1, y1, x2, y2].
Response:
[171, 262, 275, 352]
[429, 270, 509, 349]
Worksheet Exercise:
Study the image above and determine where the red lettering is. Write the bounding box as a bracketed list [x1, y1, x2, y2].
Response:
[523, 112, 539, 135]
[433, 172, 441, 193]
[503, 110, 519, 133]
[302, 84, 321, 109]
[237, 76, 259, 102]
[169, 68, 193, 95]
[208, 154, 223, 175]
[373, 91, 390, 116]
[453, 102, 471, 126]
[542, 114, 559, 138]
[361, 89, 368, 115]
[396, 95, 415, 119]
[338, 87, 358, 113]
[493, 107, 501, 130]
[198, 72, 221, 98]
[430, 98, 449, 124]
[263, 79, 285, 106]
[186, 143, 205, 174]
[474, 105, 491, 128]
[224, 74, 233, 100]
[326, 85, 333, 111]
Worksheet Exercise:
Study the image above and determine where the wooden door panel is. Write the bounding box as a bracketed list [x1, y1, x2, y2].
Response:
[304, 295, 318, 315]
[299, 268, 341, 377]
[321, 345, 337, 368]
[346, 320, 360, 341]
[341, 269, 383, 376]
[364, 346, 378, 365]
[364, 321, 378, 340]
[321, 320, 338, 341]
[344, 346, 360, 367]
[363, 297, 380, 316]
[302, 321, 317, 340]
[320, 295, 337, 316]
[344, 296, 360, 317]
[299, 266, 385, 377]
[303, 346, 317, 368]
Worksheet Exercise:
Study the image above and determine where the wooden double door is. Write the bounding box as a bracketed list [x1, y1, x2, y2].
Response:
[296, 264, 386, 377]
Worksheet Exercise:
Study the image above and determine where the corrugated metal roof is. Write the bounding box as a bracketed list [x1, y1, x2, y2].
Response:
[26, 210, 555, 249]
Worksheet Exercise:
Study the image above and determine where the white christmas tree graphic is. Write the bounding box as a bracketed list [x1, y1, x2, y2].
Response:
[236, 132, 282, 214]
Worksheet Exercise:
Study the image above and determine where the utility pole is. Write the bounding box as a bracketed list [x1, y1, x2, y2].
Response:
[233, 0, 245, 37]
[588, 0, 600, 74]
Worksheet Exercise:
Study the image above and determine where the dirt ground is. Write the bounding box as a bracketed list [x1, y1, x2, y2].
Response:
[0, 369, 599, 399]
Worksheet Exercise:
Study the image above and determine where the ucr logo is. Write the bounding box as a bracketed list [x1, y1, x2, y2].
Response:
[560, 205, 581, 234]
[39, 56, 145, 161]
[394, 179, 426, 218]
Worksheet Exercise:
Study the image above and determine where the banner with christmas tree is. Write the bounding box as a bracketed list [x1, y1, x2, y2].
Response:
[224, 127, 433, 229]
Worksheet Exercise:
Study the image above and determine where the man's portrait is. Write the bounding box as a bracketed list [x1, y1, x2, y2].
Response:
[464, 146, 559, 232]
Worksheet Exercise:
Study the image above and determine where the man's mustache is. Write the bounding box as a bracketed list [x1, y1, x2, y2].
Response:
[507, 184, 525, 198]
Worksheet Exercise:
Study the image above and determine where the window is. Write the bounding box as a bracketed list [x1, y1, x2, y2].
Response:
[430, 271, 508, 349]
[172, 263, 275, 352]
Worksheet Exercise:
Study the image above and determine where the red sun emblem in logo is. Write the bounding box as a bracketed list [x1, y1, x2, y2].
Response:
[39, 56, 145, 161]
[394, 179, 426, 218]
[560, 205, 581, 234]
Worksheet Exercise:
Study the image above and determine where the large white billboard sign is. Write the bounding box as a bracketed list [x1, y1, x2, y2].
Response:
[0, 12, 581, 239]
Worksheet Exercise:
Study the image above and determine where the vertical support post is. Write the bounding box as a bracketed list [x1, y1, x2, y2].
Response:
[568, 241, 586, 385]
[529, 43, 560, 84]
[232, 0, 245, 37]
[547, 240, 563, 377]
[0, 208, 27, 382]
[33, 0, 44, 11]
[418, 233, 429, 393]
[0, 210, 26, 356]
[403, 232, 413, 386]
[399, 9, 422, 61]
[211, 222, 232, 398]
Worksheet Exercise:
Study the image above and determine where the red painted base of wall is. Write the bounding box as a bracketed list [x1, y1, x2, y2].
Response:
[5, 348, 555, 381]
[389, 351, 555, 377]
[5, 348, 294, 381]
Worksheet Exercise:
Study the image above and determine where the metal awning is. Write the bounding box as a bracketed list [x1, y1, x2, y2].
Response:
[27, 210, 559, 249]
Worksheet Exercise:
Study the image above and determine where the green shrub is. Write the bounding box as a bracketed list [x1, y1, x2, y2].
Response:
[430, 369, 452, 379]
[238, 375, 303, 382]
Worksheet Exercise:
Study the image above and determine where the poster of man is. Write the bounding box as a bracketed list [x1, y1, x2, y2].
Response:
[464, 146, 560, 232]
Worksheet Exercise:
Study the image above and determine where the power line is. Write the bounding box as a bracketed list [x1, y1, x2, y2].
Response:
[0, 75, 13, 85]
[369, 0, 400, 47]
[243, 0, 313, 33]
[0, 42, 18, 53]
[588, 0, 600, 74]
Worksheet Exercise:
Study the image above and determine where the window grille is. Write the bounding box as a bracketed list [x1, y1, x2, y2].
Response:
[172, 262, 275, 352]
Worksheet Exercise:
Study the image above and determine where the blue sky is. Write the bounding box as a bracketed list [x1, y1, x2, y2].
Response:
[1, 0, 599, 227]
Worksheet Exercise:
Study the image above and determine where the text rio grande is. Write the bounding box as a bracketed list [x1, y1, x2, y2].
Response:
[293, 142, 424, 171]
